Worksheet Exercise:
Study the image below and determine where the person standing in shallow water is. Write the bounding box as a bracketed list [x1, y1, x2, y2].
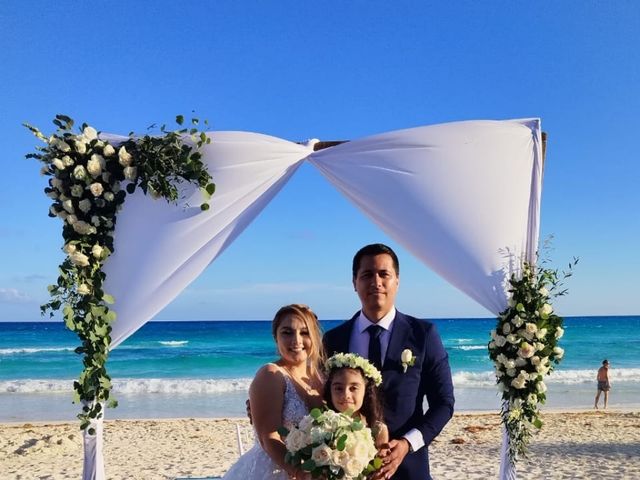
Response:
[594, 359, 611, 409]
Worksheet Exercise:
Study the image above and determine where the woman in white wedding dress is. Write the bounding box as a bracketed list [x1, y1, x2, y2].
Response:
[222, 304, 325, 480]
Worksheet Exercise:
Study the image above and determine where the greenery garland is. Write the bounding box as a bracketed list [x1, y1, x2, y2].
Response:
[25, 114, 214, 432]
[488, 248, 577, 463]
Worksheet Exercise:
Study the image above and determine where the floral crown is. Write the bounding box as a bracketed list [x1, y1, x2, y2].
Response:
[325, 353, 383, 386]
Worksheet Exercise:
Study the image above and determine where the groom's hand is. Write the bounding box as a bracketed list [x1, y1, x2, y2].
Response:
[375, 438, 410, 479]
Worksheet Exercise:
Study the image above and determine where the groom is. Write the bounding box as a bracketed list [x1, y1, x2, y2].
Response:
[323, 244, 454, 480]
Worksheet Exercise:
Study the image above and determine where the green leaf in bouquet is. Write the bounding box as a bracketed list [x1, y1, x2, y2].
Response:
[302, 459, 316, 472]
[336, 433, 348, 451]
[310, 407, 323, 419]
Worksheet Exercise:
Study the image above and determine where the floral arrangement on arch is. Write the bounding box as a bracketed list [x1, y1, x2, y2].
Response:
[488, 250, 577, 463]
[24, 114, 215, 431]
[281, 408, 382, 480]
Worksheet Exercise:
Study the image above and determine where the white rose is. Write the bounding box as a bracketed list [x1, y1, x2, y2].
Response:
[87, 155, 104, 177]
[311, 445, 332, 466]
[66, 214, 78, 225]
[515, 357, 526, 367]
[553, 346, 564, 359]
[343, 458, 365, 478]
[91, 215, 101, 226]
[103, 143, 115, 156]
[53, 158, 65, 170]
[496, 353, 508, 365]
[518, 328, 534, 342]
[527, 393, 538, 404]
[555, 327, 564, 339]
[72, 221, 96, 235]
[537, 381, 547, 393]
[57, 210, 68, 220]
[73, 165, 87, 180]
[78, 199, 92, 213]
[511, 375, 527, 389]
[529, 372, 539, 381]
[536, 328, 548, 340]
[70, 184, 84, 197]
[539, 287, 549, 297]
[506, 334, 518, 344]
[70, 251, 90, 267]
[118, 146, 133, 166]
[494, 335, 507, 347]
[506, 368, 516, 378]
[540, 303, 553, 316]
[536, 342, 546, 351]
[537, 363, 549, 375]
[530, 356, 541, 366]
[63, 243, 76, 254]
[518, 342, 535, 359]
[89, 183, 104, 197]
[83, 126, 98, 141]
[62, 199, 75, 214]
[123, 166, 137, 180]
[331, 449, 349, 469]
[53, 138, 71, 152]
[73, 139, 87, 154]
[62, 155, 74, 167]
[51, 178, 63, 189]
[401, 348, 413, 363]
[502, 322, 511, 335]
[525, 323, 538, 335]
[104, 191, 115, 202]
[504, 359, 516, 370]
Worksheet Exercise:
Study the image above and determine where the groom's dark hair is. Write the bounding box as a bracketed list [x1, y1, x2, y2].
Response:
[352, 243, 400, 278]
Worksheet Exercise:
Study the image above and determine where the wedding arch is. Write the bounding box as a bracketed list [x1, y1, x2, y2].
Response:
[32, 118, 546, 480]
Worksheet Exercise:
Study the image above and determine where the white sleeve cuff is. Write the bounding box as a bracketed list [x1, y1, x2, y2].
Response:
[403, 428, 425, 452]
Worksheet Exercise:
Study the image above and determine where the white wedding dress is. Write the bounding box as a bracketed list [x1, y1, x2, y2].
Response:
[222, 371, 308, 479]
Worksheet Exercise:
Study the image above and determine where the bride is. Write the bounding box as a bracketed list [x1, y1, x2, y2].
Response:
[222, 304, 325, 479]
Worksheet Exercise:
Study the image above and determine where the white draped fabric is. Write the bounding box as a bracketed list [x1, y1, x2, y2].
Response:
[83, 118, 542, 480]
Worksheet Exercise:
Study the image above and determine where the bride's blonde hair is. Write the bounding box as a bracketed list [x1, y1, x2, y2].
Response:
[272, 304, 326, 380]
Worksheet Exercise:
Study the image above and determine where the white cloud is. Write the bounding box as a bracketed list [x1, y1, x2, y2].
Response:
[0, 288, 31, 304]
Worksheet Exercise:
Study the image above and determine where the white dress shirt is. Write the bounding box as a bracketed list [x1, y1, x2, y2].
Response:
[348, 307, 425, 452]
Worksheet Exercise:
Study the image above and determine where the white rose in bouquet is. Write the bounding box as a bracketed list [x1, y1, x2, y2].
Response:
[118, 146, 133, 166]
[87, 154, 104, 177]
[91, 244, 104, 259]
[71, 184, 84, 198]
[77, 283, 91, 295]
[70, 251, 90, 267]
[63, 243, 76, 254]
[517, 342, 535, 359]
[124, 166, 137, 180]
[89, 182, 104, 197]
[553, 346, 564, 359]
[539, 303, 553, 316]
[83, 126, 98, 141]
[311, 445, 332, 466]
[555, 326, 564, 339]
[103, 143, 116, 156]
[73, 139, 87, 154]
[53, 158, 65, 170]
[73, 165, 87, 180]
[78, 199, 92, 213]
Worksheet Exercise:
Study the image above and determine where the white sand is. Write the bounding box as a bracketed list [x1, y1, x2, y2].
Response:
[1, 410, 639, 479]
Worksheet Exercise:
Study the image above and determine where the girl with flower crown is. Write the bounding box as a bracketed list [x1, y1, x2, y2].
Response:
[323, 353, 389, 450]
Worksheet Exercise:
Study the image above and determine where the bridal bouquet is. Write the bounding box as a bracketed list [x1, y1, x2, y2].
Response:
[281, 408, 381, 480]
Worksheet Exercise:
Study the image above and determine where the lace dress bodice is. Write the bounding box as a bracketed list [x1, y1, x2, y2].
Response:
[222, 367, 309, 479]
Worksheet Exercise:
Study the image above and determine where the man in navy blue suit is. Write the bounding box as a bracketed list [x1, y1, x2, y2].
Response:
[323, 244, 454, 480]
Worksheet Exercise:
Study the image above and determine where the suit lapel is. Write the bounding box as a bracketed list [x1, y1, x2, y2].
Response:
[385, 311, 411, 368]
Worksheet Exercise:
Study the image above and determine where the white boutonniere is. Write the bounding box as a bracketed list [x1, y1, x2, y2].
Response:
[401, 348, 416, 373]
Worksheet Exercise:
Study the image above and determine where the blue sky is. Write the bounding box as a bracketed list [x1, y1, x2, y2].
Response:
[1, 1, 639, 322]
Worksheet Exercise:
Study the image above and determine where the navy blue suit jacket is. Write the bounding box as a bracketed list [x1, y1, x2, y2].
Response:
[323, 311, 455, 480]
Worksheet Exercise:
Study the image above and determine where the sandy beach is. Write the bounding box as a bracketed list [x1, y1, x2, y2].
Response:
[1, 409, 639, 479]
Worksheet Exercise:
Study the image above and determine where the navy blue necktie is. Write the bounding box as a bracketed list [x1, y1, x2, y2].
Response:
[366, 325, 383, 371]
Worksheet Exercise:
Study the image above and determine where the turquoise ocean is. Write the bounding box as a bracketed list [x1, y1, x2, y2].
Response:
[1, 316, 638, 422]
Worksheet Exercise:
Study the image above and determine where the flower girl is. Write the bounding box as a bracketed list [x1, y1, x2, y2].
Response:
[323, 353, 389, 449]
